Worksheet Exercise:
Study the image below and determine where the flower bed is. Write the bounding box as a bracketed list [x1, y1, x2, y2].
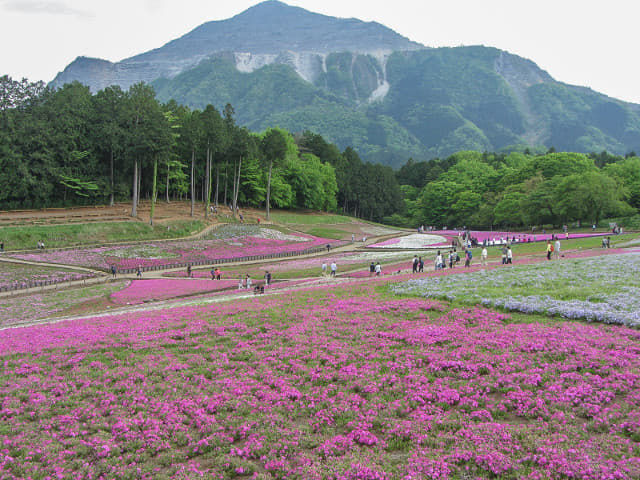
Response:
[369, 233, 449, 249]
[7, 226, 336, 271]
[433, 229, 610, 245]
[110, 279, 239, 305]
[0, 262, 96, 290]
[393, 249, 640, 326]
[1, 284, 639, 479]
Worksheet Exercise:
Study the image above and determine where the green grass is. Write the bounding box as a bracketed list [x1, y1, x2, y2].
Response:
[305, 226, 350, 239]
[268, 212, 355, 225]
[0, 220, 205, 250]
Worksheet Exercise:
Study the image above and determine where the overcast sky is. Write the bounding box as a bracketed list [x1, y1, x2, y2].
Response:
[1, 0, 638, 103]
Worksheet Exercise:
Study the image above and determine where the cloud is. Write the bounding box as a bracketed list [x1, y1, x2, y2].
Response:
[1, 0, 94, 18]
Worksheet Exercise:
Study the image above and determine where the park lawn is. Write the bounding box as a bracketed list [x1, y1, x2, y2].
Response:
[268, 211, 356, 225]
[0, 220, 205, 251]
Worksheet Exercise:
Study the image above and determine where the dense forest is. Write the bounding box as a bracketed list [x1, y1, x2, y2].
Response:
[0, 75, 403, 223]
[1, 75, 639, 229]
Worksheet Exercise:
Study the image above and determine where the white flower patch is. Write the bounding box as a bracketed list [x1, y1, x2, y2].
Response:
[371, 234, 447, 249]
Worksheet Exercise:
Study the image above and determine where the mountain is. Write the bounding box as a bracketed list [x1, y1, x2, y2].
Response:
[51, 1, 640, 167]
[51, 0, 422, 93]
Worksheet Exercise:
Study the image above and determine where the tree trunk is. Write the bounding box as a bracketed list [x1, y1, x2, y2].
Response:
[165, 163, 170, 203]
[215, 165, 220, 210]
[137, 164, 142, 207]
[266, 159, 273, 221]
[204, 147, 211, 219]
[223, 163, 228, 207]
[190, 147, 195, 217]
[233, 156, 242, 218]
[109, 149, 114, 206]
[131, 159, 138, 217]
[150, 157, 158, 226]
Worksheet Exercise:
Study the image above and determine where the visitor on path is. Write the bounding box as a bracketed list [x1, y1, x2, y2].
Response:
[412, 256, 418, 273]
[352, 234, 355, 243]
[215, 268, 221, 280]
[326, 243, 331, 252]
[481, 246, 488, 266]
[246, 274, 252, 290]
[0, 241, 3, 252]
[502, 246, 509, 264]
[137, 265, 142, 277]
[506, 246, 513, 264]
[418, 257, 424, 272]
[554, 239, 561, 260]
[111, 265, 117, 278]
[187, 264, 192, 278]
[546, 241, 553, 260]
[330, 261, 337, 277]
[435, 251, 443, 270]
[321, 261, 327, 276]
[464, 249, 472, 267]
[369, 262, 375, 277]
[211, 267, 216, 280]
[265, 271, 272, 286]
[238, 276, 244, 289]
[375, 262, 382, 276]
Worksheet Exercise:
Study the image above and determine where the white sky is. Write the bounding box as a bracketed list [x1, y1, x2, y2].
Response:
[1, 0, 638, 104]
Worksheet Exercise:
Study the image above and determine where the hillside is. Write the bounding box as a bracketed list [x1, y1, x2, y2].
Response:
[50, 1, 640, 167]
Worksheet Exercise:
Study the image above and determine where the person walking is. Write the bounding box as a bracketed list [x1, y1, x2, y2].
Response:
[435, 251, 443, 270]
[111, 265, 117, 278]
[554, 239, 561, 260]
[375, 262, 382, 276]
[215, 267, 221, 280]
[481, 246, 488, 266]
[238, 276, 244, 289]
[506, 246, 513, 264]
[418, 257, 424, 272]
[330, 261, 337, 277]
[266, 271, 272, 286]
[412, 256, 418, 273]
[546, 241, 553, 260]
[369, 262, 375, 277]
[187, 264, 192, 278]
[246, 274, 252, 290]
[211, 267, 216, 280]
[136, 265, 142, 277]
[321, 261, 327, 276]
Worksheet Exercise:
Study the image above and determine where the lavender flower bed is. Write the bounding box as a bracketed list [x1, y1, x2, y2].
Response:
[7, 226, 334, 270]
[393, 250, 640, 326]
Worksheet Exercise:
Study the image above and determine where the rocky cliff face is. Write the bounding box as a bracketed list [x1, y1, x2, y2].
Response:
[50, 0, 423, 92]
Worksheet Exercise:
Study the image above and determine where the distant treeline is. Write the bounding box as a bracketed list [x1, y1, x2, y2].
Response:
[1, 75, 638, 228]
[0, 76, 402, 223]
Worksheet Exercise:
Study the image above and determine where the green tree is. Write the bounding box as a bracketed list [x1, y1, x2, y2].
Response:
[261, 128, 288, 220]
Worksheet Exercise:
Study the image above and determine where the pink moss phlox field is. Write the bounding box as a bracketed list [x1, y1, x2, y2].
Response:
[2, 284, 640, 479]
[7, 233, 334, 270]
[432, 229, 609, 244]
[110, 279, 239, 304]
